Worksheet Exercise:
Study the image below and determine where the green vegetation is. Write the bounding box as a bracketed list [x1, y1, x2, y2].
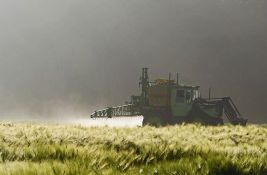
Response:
[0, 123, 266, 175]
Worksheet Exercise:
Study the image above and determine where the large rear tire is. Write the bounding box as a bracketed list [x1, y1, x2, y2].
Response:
[187, 108, 223, 125]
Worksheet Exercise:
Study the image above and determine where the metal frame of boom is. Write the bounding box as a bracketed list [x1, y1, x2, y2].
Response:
[91, 104, 141, 118]
[194, 97, 247, 125]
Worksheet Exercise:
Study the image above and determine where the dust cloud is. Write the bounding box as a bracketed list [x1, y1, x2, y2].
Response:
[0, 0, 266, 123]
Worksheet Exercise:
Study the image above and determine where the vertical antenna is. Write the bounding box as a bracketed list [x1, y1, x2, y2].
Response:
[168, 72, 172, 106]
[209, 87, 211, 99]
[176, 73, 179, 86]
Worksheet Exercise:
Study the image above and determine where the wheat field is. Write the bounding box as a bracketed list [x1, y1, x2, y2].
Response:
[0, 122, 266, 175]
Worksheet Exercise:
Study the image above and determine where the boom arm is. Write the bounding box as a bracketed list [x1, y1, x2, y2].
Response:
[222, 97, 247, 125]
[90, 104, 141, 118]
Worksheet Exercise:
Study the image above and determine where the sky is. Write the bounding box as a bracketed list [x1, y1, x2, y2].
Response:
[0, 0, 266, 122]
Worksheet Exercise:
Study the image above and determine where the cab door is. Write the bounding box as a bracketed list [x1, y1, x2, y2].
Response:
[171, 88, 193, 117]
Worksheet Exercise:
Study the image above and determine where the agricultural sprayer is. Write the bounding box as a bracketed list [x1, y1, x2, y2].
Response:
[91, 68, 247, 125]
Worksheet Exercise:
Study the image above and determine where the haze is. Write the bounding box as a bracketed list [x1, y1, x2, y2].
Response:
[0, 0, 266, 123]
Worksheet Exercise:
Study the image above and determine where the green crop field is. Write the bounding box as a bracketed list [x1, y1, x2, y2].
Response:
[0, 123, 266, 175]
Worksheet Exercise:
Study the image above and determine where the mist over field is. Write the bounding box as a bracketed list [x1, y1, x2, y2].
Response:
[0, 0, 266, 122]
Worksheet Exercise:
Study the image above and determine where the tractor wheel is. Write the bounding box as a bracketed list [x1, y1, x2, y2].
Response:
[143, 116, 164, 126]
